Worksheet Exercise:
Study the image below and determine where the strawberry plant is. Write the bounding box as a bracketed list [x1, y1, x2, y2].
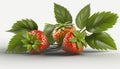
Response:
[6, 3, 118, 54]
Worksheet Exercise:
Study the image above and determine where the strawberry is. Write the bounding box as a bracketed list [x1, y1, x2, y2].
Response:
[22, 30, 49, 53]
[53, 24, 76, 45]
[62, 30, 87, 54]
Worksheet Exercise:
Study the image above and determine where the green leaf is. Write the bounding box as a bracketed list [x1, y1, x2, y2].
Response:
[80, 39, 87, 46]
[70, 38, 77, 42]
[72, 30, 86, 39]
[26, 32, 31, 40]
[6, 34, 26, 53]
[54, 3, 72, 24]
[79, 31, 86, 39]
[31, 34, 37, 41]
[34, 40, 41, 45]
[56, 23, 65, 30]
[72, 30, 80, 37]
[85, 32, 117, 50]
[21, 39, 29, 45]
[7, 19, 38, 33]
[76, 4, 90, 29]
[26, 45, 32, 52]
[32, 45, 39, 51]
[77, 42, 82, 49]
[43, 23, 55, 44]
[71, 30, 87, 48]
[86, 12, 118, 33]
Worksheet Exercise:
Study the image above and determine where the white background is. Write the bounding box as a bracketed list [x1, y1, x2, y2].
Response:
[0, 0, 120, 69]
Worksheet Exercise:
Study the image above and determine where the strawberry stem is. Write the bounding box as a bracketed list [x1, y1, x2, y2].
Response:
[56, 23, 73, 31]
[79, 28, 86, 33]
[21, 33, 41, 52]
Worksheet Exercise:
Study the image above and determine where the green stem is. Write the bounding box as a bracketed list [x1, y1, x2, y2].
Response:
[79, 28, 86, 33]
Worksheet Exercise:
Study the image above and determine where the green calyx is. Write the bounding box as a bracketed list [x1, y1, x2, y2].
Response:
[21, 32, 41, 52]
[55, 23, 73, 31]
[70, 30, 87, 49]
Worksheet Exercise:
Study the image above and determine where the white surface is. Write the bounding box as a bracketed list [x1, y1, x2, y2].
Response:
[0, 0, 120, 69]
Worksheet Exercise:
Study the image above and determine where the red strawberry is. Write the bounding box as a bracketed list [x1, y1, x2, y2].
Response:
[62, 30, 86, 54]
[53, 24, 75, 45]
[22, 30, 49, 53]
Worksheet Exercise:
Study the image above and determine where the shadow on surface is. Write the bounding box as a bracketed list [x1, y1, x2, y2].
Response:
[41, 50, 79, 56]
[0, 47, 81, 56]
[0, 47, 118, 56]
[83, 50, 109, 53]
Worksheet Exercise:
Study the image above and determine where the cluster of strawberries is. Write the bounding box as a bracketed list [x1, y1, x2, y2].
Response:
[29, 24, 81, 54]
